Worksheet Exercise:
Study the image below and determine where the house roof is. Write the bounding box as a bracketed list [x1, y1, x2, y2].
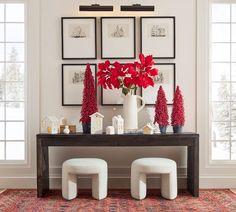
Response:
[90, 112, 104, 118]
[143, 124, 155, 130]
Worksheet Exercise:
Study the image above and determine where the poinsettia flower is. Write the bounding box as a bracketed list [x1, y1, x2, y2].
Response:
[123, 77, 133, 88]
[135, 53, 154, 70]
[97, 53, 158, 95]
[97, 61, 122, 89]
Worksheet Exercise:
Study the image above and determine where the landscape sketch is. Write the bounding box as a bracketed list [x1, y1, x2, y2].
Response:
[71, 71, 85, 85]
[153, 70, 170, 84]
[153, 72, 164, 83]
[108, 24, 129, 38]
[149, 24, 168, 38]
[69, 24, 90, 38]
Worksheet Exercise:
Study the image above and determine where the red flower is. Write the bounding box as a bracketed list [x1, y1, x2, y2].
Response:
[96, 53, 158, 95]
[97, 61, 123, 89]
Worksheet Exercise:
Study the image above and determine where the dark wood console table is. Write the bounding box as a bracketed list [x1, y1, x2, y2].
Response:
[37, 133, 199, 197]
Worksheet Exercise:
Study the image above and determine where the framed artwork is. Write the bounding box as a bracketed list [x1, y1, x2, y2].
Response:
[141, 17, 175, 59]
[61, 17, 97, 59]
[101, 17, 136, 59]
[62, 64, 97, 106]
[101, 88, 124, 106]
[141, 63, 176, 105]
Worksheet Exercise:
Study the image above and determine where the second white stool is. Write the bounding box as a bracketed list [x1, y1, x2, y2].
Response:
[62, 158, 107, 200]
[131, 157, 177, 200]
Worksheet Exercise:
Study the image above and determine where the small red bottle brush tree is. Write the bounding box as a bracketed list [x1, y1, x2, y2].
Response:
[171, 86, 185, 133]
[80, 64, 98, 133]
[154, 86, 169, 133]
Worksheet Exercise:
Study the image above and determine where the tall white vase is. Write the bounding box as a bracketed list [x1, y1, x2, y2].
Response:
[123, 94, 145, 131]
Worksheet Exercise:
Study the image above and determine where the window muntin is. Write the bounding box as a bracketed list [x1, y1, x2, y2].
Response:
[0, 3, 25, 161]
[211, 3, 236, 161]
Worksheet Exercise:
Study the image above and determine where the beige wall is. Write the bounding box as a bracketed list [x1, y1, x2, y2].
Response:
[39, 0, 196, 187]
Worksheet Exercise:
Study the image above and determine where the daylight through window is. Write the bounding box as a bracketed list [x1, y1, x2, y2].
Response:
[210, 3, 236, 160]
[0, 3, 25, 160]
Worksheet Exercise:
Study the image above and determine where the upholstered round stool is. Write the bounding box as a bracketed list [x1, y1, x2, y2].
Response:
[62, 158, 107, 200]
[131, 158, 177, 200]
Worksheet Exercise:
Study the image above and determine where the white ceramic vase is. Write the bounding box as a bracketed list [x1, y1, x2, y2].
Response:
[123, 94, 145, 131]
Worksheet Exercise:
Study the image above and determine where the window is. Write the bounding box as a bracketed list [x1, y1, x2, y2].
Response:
[0, 3, 25, 161]
[210, 2, 236, 160]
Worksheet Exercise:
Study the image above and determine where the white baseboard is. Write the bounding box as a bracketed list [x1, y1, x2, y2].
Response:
[0, 175, 187, 189]
[1, 175, 236, 189]
[199, 176, 236, 188]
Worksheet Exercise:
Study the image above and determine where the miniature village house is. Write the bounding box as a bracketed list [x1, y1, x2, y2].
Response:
[41, 116, 60, 134]
[112, 115, 124, 134]
[143, 123, 155, 135]
[90, 112, 104, 134]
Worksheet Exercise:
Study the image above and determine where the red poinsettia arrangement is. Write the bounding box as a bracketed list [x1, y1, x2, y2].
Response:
[97, 53, 158, 95]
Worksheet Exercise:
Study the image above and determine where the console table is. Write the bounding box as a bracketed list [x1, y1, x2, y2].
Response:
[37, 133, 199, 197]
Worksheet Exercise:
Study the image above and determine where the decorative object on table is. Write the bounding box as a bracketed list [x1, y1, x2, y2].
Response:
[123, 94, 145, 131]
[141, 63, 175, 105]
[141, 17, 175, 59]
[97, 53, 158, 132]
[171, 86, 185, 133]
[41, 116, 60, 134]
[60, 117, 67, 126]
[106, 126, 115, 135]
[90, 112, 104, 134]
[60, 125, 76, 134]
[62, 64, 97, 106]
[61, 17, 97, 59]
[101, 17, 136, 59]
[112, 115, 124, 134]
[153, 86, 169, 134]
[63, 125, 70, 134]
[80, 64, 98, 134]
[143, 123, 155, 134]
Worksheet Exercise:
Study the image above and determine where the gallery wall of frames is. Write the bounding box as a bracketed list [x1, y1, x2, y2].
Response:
[61, 16, 176, 106]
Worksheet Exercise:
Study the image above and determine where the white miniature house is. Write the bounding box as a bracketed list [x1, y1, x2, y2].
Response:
[90, 112, 104, 134]
[41, 116, 60, 134]
[112, 115, 124, 134]
[143, 123, 155, 135]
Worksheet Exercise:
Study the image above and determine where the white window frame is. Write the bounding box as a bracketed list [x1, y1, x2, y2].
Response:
[0, 0, 27, 164]
[209, 0, 236, 164]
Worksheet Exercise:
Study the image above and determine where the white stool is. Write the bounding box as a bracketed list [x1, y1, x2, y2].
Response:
[62, 158, 107, 200]
[131, 158, 177, 200]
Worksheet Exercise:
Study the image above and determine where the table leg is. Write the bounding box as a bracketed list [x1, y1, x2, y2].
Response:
[37, 139, 49, 197]
[187, 141, 199, 197]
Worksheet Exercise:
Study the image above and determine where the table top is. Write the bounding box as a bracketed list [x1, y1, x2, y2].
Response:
[37, 132, 199, 147]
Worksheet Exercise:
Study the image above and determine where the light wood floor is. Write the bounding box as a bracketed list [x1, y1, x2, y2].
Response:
[0, 189, 6, 194]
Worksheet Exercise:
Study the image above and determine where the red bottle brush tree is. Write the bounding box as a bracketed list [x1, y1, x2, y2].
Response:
[154, 86, 169, 133]
[80, 64, 98, 133]
[171, 86, 185, 133]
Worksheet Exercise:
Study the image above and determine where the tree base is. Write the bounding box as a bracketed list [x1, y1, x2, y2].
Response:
[173, 125, 182, 133]
[82, 122, 91, 134]
[159, 125, 167, 134]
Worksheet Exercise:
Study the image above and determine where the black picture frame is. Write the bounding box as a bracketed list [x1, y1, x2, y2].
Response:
[61, 17, 97, 60]
[62, 64, 97, 106]
[140, 16, 176, 59]
[141, 63, 176, 106]
[101, 17, 136, 59]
